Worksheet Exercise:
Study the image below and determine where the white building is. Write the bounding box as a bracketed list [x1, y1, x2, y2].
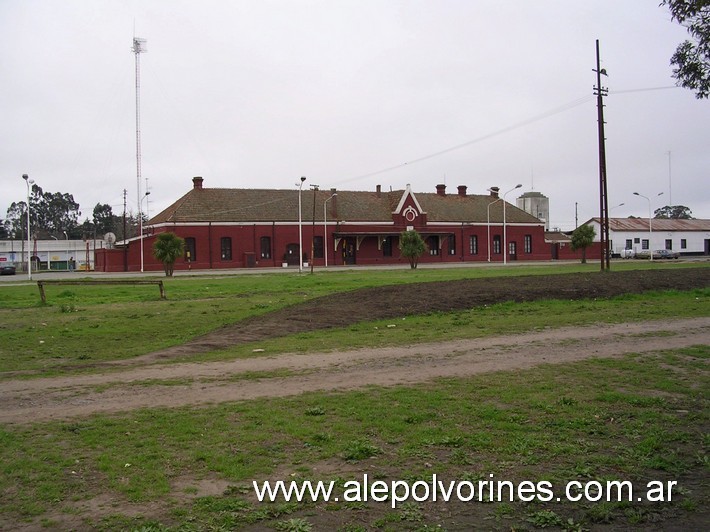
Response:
[586, 218, 710, 257]
[517, 191, 550, 230]
[0, 239, 108, 271]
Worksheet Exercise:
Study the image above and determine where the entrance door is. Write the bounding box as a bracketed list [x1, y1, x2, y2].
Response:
[705, 239, 710, 255]
[508, 241, 517, 261]
[285, 243, 300, 265]
[343, 238, 356, 265]
[551, 243, 559, 260]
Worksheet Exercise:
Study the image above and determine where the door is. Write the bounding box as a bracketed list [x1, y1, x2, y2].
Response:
[285, 243, 300, 265]
[508, 241, 517, 261]
[343, 238, 356, 265]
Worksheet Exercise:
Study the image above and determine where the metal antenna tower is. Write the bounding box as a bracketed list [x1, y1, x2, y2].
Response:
[132, 37, 147, 248]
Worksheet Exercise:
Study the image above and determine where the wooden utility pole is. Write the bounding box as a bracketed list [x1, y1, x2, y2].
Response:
[594, 39, 610, 271]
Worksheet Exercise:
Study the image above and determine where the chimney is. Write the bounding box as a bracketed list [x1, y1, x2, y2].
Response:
[192, 176, 204, 190]
[330, 187, 338, 218]
[376, 184, 381, 197]
[489, 186, 500, 198]
[436, 184, 446, 196]
[457, 185, 467, 197]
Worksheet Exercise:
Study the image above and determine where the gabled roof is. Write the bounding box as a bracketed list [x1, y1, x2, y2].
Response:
[149, 179, 543, 226]
[588, 217, 710, 232]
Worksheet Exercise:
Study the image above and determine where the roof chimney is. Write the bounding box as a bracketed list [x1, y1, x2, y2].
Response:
[330, 187, 338, 219]
[457, 185, 467, 197]
[192, 176, 204, 190]
[489, 186, 499, 198]
[376, 184, 381, 197]
[436, 184, 446, 196]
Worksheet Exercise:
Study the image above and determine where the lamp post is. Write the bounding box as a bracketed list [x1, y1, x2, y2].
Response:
[486, 196, 502, 262]
[503, 184, 522, 265]
[324, 193, 337, 268]
[139, 191, 151, 272]
[297, 176, 306, 273]
[22, 174, 33, 280]
[633, 191, 663, 261]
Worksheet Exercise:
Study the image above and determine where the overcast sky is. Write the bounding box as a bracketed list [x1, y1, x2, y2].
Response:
[2, 0, 708, 231]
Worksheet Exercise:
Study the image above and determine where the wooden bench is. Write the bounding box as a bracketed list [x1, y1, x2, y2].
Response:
[37, 279, 166, 303]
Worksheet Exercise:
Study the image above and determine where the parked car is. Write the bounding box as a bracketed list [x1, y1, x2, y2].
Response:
[0, 264, 17, 275]
[619, 249, 636, 259]
[653, 249, 680, 259]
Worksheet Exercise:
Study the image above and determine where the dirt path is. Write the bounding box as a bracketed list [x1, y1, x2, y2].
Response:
[3, 316, 709, 424]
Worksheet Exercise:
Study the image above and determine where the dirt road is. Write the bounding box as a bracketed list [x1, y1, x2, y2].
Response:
[3, 316, 708, 424]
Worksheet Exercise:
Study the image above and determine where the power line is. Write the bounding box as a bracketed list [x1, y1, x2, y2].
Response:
[334, 94, 595, 185]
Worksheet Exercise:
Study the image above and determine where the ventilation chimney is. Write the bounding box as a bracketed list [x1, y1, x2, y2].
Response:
[436, 184, 446, 196]
[489, 186, 500, 198]
[457, 185, 467, 197]
[376, 184, 381, 197]
[192, 176, 204, 190]
[330, 188, 338, 218]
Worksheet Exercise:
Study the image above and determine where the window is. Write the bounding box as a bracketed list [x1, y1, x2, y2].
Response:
[469, 235, 478, 255]
[185, 237, 196, 261]
[448, 234, 456, 255]
[665, 239, 672, 250]
[524, 234, 532, 254]
[634, 237, 640, 244]
[260, 237, 271, 259]
[220, 237, 232, 260]
[382, 236, 393, 257]
[493, 235, 501, 254]
[625, 239, 633, 250]
[641, 239, 649, 250]
[681, 239, 687, 249]
[313, 236, 324, 259]
[427, 235, 439, 255]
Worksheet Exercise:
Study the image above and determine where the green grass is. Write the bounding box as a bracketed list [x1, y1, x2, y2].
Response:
[0, 262, 708, 529]
[0, 262, 708, 376]
[0, 345, 707, 529]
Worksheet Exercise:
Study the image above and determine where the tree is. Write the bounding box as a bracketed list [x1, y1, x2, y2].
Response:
[570, 224, 596, 264]
[654, 204, 694, 219]
[4, 184, 81, 239]
[398, 230, 427, 269]
[152, 232, 185, 276]
[663, 0, 710, 99]
[92, 203, 118, 236]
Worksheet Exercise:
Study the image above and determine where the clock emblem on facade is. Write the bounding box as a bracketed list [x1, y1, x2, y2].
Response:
[403, 205, 418, 222]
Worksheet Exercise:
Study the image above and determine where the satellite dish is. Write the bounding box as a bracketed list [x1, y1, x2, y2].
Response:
[105, 232, 116, 247]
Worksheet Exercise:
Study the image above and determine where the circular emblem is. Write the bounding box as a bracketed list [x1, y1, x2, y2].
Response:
[403, 206, 418, 222]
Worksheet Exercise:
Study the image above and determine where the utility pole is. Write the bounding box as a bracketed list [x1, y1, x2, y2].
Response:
[310, 184, 319, 274]
[593, 39, 610, 271]
[123, 189, 128, 272]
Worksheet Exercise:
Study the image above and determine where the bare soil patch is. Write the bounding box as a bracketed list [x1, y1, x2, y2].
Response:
[144, 267, 710, 361]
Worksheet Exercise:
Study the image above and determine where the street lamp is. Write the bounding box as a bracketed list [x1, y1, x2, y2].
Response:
[324, 192, 337, 268]
[486, 195, 502, 262]
[503, 184, 523, 265]
[22, 174, 34, 280]
[140, 191, 151, 272]
[297, 176, 306, 273]
[633, 191, 663, 261]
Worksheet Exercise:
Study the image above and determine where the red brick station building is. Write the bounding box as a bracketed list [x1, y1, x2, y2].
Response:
[96, 177, 589, 272]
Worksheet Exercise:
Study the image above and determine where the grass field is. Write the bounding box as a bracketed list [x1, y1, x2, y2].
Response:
[0, 262, 708, 530]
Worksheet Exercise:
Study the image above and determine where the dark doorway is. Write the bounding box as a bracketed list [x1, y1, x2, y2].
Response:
[285, 243, 300, 266]
[508, 241, 517, 261]
[343, 238, 356, 265]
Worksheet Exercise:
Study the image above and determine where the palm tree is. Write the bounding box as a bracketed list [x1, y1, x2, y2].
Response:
[152, 232, 185, 276]
[398, 230, 427, 269]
